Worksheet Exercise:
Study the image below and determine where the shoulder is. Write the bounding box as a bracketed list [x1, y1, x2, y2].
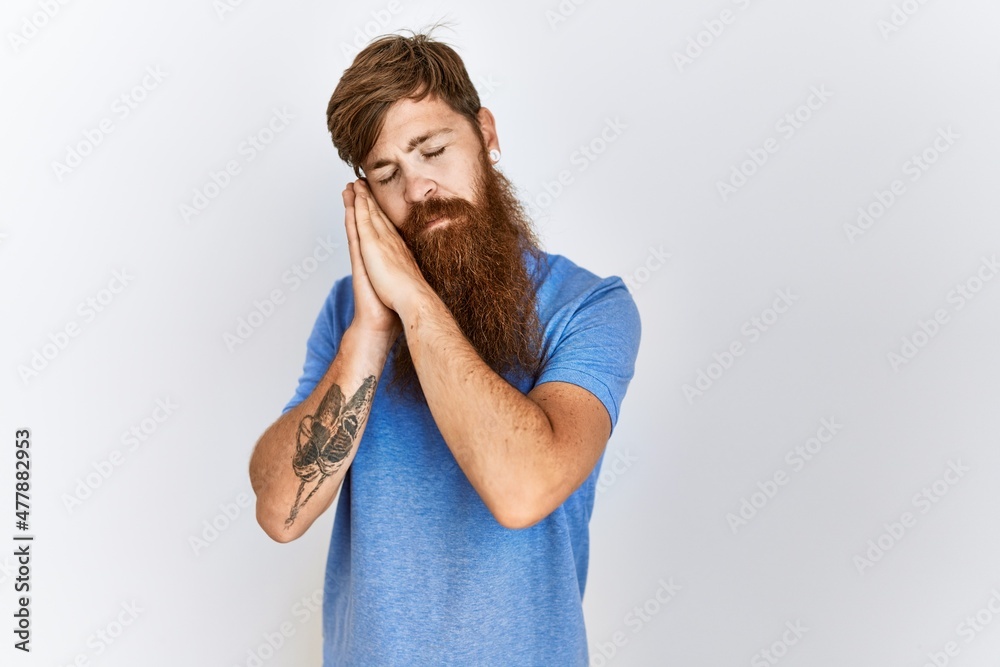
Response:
[533, 251, 639, 328]
[530, 251, 642, 432]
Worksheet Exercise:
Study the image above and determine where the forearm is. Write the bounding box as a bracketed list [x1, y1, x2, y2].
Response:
[250, 323, 394, 542]
[397, 287, 556, 526]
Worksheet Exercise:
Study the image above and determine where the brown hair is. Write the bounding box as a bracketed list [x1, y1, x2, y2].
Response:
[326, 25, 482, 178]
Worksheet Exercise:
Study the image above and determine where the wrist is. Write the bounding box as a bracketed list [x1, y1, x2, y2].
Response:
[395, 284, 441, 328]
[345, 320, 399, 360]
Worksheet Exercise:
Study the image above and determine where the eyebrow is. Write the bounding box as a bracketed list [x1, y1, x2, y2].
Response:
[366, 127, 454, 173]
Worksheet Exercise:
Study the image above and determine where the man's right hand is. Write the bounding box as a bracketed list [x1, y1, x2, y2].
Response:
[343, 182, 402, 343]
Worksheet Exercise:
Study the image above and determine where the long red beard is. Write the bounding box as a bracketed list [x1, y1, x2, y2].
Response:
[385, 149, 545, 402]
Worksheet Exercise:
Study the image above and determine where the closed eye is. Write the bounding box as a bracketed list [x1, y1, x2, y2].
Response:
[376, 147, 447, 186]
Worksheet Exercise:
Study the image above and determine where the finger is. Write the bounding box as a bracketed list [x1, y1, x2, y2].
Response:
[343, 187, 368, 281]
[355, 180, 391, 236]
[360, 184, 402, 240]
[367, 195, 397, 238]
[352, 184, 380, 242]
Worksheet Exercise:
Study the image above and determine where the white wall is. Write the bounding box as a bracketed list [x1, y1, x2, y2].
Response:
[2, 0, 999, 665]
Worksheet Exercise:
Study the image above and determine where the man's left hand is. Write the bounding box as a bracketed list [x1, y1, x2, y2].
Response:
[351, 179, 430, 314]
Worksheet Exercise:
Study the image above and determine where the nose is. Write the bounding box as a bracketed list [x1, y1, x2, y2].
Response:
[403, 168, 438, 206]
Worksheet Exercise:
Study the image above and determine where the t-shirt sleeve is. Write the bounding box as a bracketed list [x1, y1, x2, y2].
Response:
[281, 280, 348, 415]
[534, 277, 641, 435]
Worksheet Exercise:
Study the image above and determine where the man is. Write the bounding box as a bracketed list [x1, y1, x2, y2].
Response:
[248, 29, 641, 666]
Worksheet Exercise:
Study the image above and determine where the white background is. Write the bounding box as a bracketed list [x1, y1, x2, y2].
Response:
[2, 0, 999, 665]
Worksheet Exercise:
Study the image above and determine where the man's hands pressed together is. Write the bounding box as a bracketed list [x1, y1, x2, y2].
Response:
[341, 181, 401, 343]
[343, 179, 434, 322]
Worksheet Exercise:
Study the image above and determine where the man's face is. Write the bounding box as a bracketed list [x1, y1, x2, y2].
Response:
[361, 93, 493, 235]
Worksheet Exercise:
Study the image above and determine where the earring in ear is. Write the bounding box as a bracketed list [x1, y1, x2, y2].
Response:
[489, 149, 501, 163]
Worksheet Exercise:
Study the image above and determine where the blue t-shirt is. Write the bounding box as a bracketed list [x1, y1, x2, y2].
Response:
[282, 250, 641, 666]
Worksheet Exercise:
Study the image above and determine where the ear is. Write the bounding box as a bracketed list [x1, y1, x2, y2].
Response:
[476, 107, 500, 156]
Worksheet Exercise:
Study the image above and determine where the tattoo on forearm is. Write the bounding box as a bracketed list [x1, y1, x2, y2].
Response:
[285, 375, 377, 528]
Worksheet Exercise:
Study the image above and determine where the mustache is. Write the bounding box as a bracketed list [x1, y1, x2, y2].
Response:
[403, 196, 477, 234]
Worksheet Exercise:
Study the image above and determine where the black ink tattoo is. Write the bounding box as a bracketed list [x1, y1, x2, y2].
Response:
[285, 375, 377, 528]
